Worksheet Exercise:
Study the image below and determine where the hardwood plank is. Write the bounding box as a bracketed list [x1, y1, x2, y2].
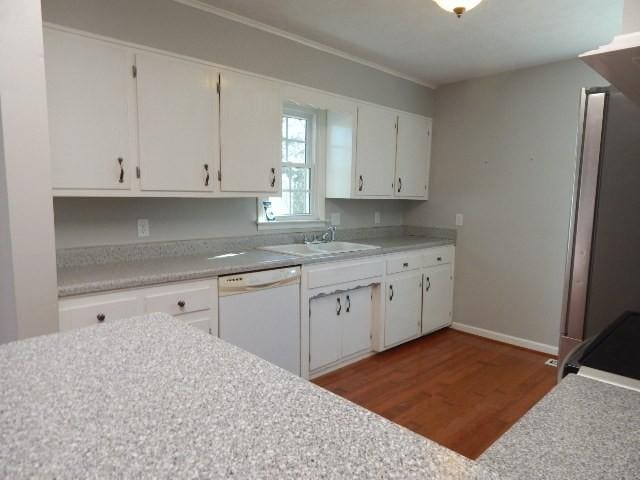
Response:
[313, 328, 557, 459]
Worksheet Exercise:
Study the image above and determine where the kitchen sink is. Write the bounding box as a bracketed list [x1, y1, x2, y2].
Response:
[261, 241, 380, 257]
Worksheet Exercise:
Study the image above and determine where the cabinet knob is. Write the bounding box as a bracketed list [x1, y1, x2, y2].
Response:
[270, 168, 276, 188]
[437, 256, 442, 262]
[177, 300, 186, 309]
[204, 164, 210, 187]
[117, 158, 124, 184]
[96, 313, 106, 323]
[403, 262, 409, 268]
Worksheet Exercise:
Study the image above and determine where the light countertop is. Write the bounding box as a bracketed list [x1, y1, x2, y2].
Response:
[0, 313, 496, 479]
[57, 236, 454, 297]
[478, 374, 640, 479]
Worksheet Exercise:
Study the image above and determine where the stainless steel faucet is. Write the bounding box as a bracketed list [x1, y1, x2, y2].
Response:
[303, 226, 337, 244]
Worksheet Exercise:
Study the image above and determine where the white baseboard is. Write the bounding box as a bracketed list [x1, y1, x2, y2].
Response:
[451, 322, 559, 356]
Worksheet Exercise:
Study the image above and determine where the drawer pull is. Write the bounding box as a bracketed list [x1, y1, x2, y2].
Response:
[437, 256, 442, 261]
[403, 262, 409, 268]
[96, 313, 106, 323]
[177, 300, 186, 309]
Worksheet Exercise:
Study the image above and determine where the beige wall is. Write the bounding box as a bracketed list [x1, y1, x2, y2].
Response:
[406, 59, 605, 348]
[0, 0, 58, 341]
[623, 0, 640, 32]
[53, 197, 408, 248]
[43, 0, 433, 249]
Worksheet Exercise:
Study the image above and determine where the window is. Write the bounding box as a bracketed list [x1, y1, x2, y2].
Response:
[269, 110, 314, 218]
[258, 106, 324, 228]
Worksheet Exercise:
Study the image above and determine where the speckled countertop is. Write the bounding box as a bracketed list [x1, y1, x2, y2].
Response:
[0, 313, 497, 479]
[57, 236, 454, 297]
[478, 374, 640, 479]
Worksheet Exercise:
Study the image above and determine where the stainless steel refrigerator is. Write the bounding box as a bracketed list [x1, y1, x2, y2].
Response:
[559, 87, 640, 363]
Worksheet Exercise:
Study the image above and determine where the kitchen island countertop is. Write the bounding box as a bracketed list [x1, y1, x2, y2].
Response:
[0, 313, 496, 479]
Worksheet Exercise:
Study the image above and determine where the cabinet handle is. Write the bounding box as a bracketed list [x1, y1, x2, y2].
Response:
[336, 297, 342, 315]
[389, 285, 394, 301]
[358, 175, 364, 192]
[270, 168, 276, 188]
[118, 158, 124, 184]
[398, 177, 402, 193]
[204, 164, 210, 187]
[177, 300, 186, 308]
[437, 256, 442, 262]
[346, 295, 351, 313]
[403, 262, 409, 268]
[425, 277, 431, 292]
[96, 313, 106, 323]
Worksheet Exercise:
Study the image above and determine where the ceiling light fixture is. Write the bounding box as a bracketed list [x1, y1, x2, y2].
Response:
[433, 0, 484, 18]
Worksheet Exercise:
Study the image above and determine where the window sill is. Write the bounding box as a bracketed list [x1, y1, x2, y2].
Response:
[257, 218, 328, 232]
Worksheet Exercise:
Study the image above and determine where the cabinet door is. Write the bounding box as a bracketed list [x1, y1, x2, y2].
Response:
[219, 70, 281, 193]
[385, 273, 422, 347]
[342, 287, 372, 357]
[422, 264, 454, 335]
[355, 105, 397, 197]
[309, 294, 341, 371]
[44, 29, 132, 190]
[136, 53, 219, 192]
[395, 114, 431, 198]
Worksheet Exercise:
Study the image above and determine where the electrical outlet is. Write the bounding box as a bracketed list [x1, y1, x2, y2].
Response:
[137, 218, 150, 238]
[374, 211, 381, 225]
[455, 213, 464, 226]
[330, 212, 341, 226]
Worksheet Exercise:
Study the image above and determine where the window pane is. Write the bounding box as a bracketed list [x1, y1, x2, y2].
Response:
[287, 141, 306, 164]
[289, 167, 309, 190]
[287, 117, 306, 141]
[282, 140, 288, 162]
[281, 166, 291, 190]
[291, 190, 310, 215]
[271, 192, 290, 217]
[282, 117, 287, 138]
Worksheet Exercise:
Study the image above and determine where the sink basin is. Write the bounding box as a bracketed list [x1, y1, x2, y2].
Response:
[261, 241, 380, 257]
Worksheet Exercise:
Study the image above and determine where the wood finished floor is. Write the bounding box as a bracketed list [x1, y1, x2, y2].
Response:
[312, 328, 557, 460]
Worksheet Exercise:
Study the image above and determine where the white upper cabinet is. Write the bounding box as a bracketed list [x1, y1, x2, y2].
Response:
[135, 53, 219, 192]
[45, 29, 134, 190]
[395, 114, 432, 199]
[219, 70, 281, 193]
[355, 105, 397, 197]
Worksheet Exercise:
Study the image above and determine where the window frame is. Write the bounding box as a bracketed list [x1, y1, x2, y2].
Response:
[258, 104, 326, 230]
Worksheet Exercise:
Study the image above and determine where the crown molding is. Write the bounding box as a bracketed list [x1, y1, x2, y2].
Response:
[172, 0, 437, 89]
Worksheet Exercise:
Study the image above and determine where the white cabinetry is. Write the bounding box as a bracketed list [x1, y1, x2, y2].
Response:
[59, 280, 218, 335]
[135, 53, 219, 192]
[395, 114, 432, 199]
[44, 29, 134, 190]
[219, 70, 281, 193]
[384, 272, 423, 347]
[309, 287, 373, 372]
[326, 105, 432, 200]
[355, 105, 397, 197]
[422, 263, 454, 335]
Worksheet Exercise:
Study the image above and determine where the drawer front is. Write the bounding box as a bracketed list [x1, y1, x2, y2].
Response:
[386, 253, 423, 275]
[423, 246, 453, 267]
[307, 259, 384, 289]
[144, 285, 213, 316]
[59, 296, 139, 331]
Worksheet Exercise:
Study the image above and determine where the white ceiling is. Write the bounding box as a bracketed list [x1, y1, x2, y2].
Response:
[195, 0, 623, 87]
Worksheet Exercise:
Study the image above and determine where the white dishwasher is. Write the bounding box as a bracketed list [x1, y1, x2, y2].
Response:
[218, 267, 301, 375]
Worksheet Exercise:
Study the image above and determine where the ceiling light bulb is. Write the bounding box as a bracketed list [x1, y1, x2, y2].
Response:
[433, 0, 484, 18]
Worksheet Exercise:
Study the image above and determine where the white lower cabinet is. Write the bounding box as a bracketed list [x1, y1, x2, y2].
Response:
[58, 280, 218, 334]
[422, 263, 454, 335]
[384, 272, 423, 347]
[309, 286, 372, 372]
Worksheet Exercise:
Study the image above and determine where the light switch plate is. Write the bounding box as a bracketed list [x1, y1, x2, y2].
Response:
[374, 211, 381, 225]
[330, 212, 341, 226]
[455, 213, 464, 226]
[137, 218, 150, 238]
